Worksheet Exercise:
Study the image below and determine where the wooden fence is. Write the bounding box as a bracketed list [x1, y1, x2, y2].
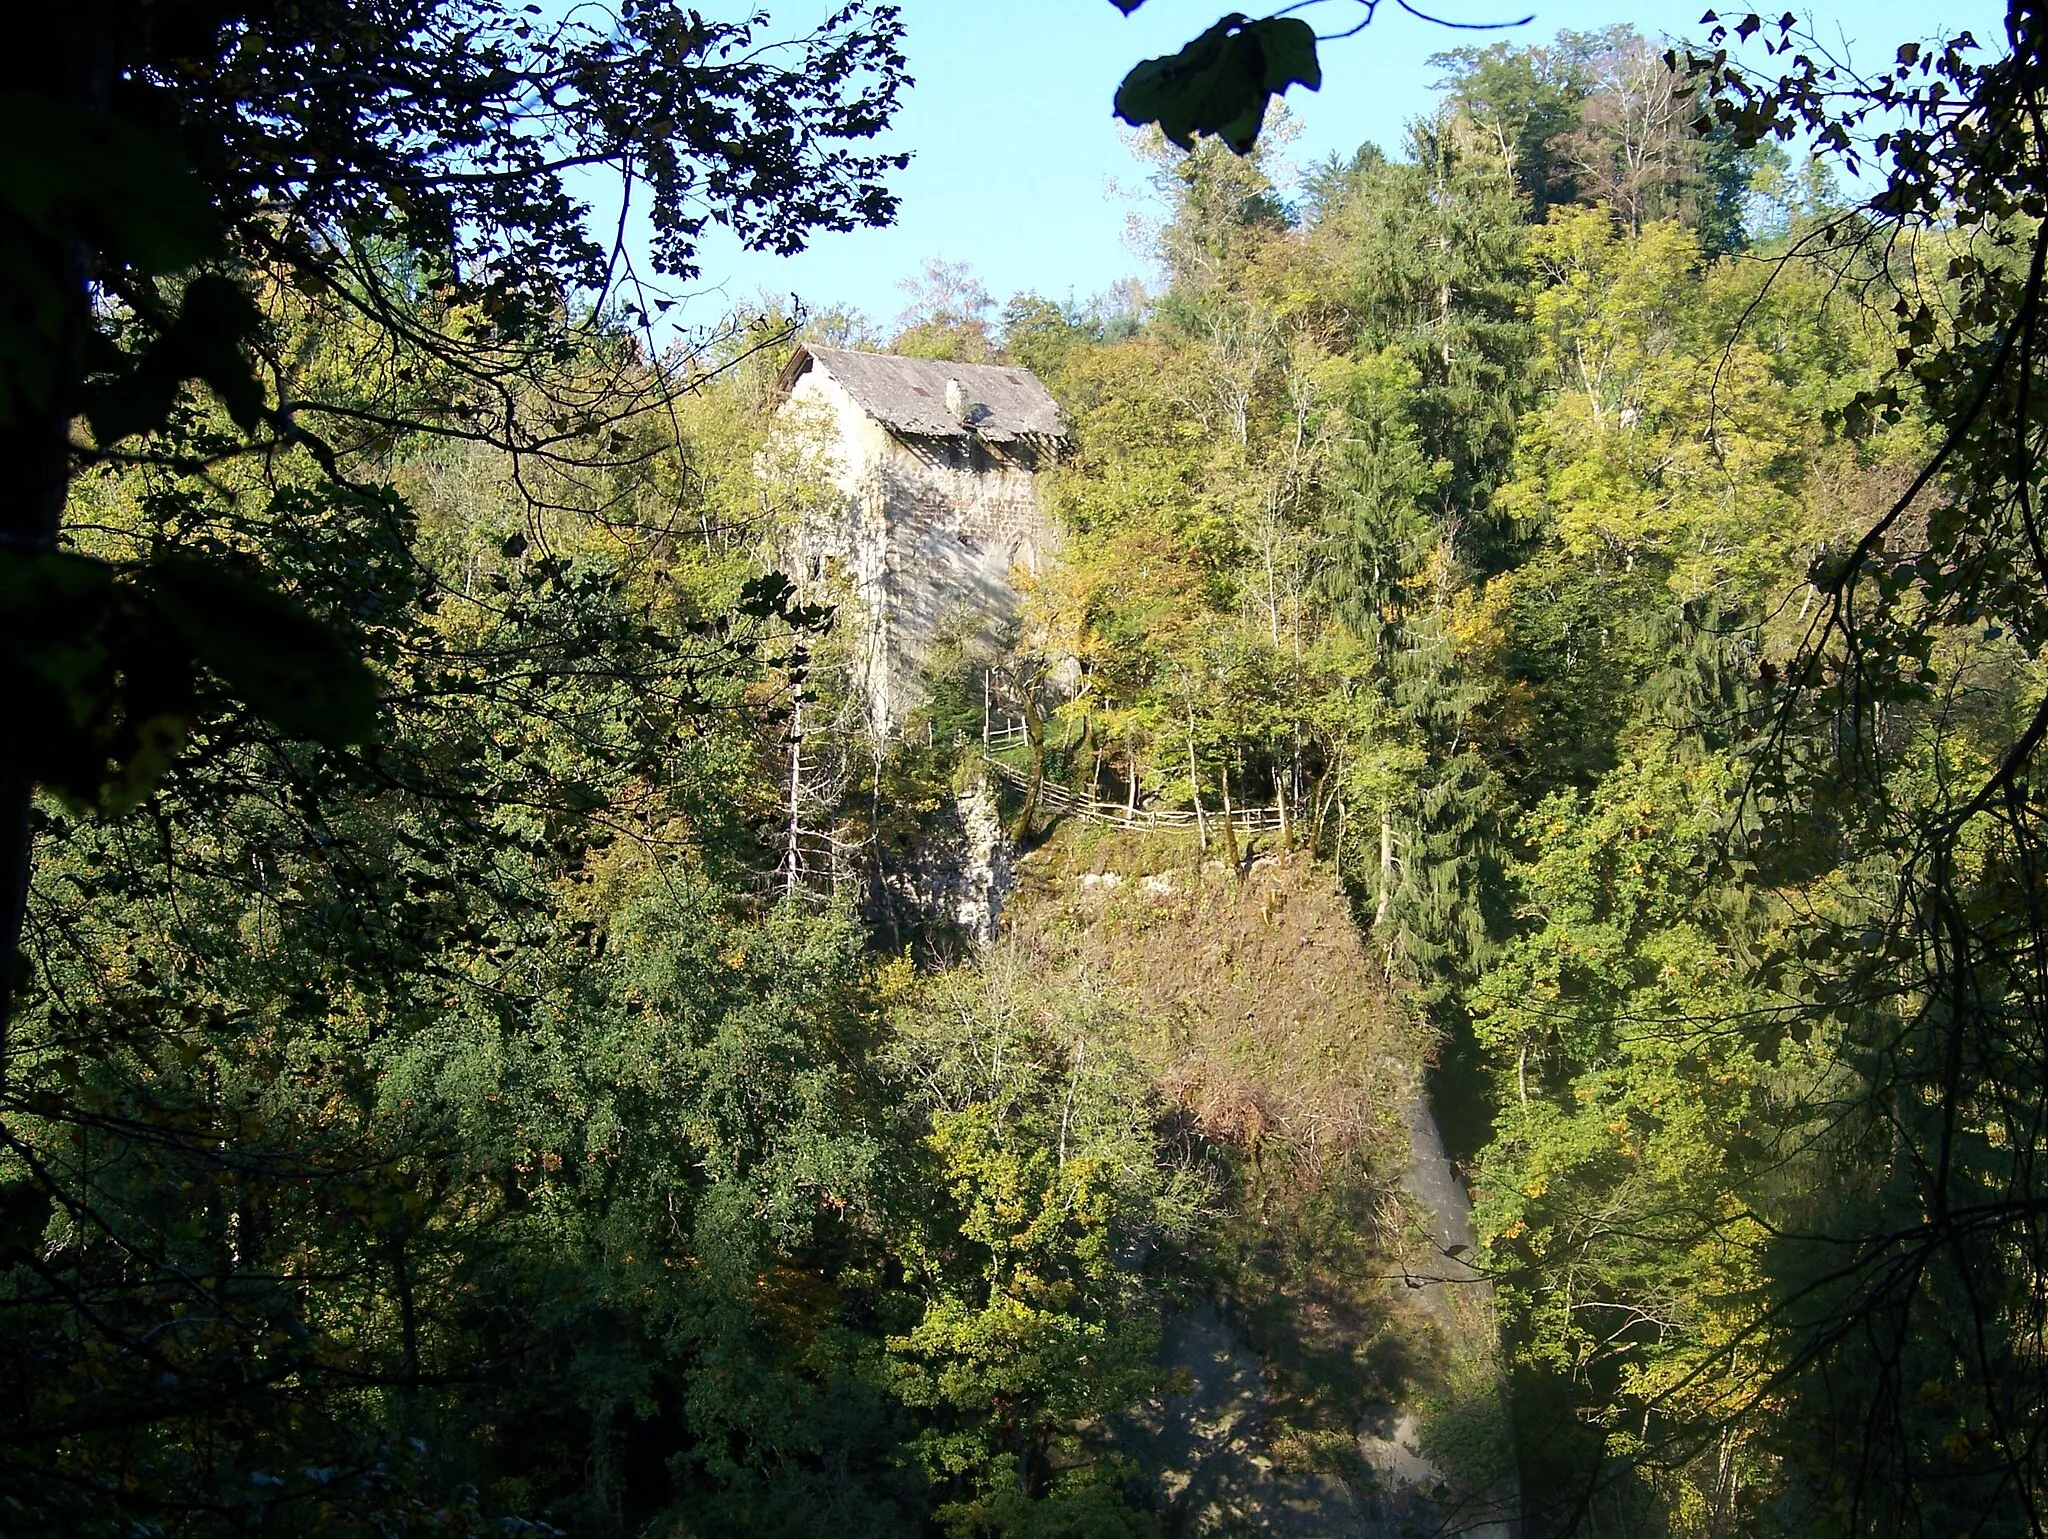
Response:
[980, 738, 1285, 835]
[750, 717, 1289, 900]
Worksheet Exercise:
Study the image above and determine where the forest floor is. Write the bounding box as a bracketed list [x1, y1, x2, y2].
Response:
[999, 813, 1518, 1536]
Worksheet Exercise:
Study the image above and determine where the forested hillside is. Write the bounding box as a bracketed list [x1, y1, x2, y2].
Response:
[981, 35, 1926, 1529]
[6, 3, 2048, 1536]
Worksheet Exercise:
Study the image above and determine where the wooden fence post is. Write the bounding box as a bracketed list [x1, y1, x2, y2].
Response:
[1219, 759, 1241, 879]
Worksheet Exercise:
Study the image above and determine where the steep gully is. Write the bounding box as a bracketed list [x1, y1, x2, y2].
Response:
[965, 783, 1517, 1537]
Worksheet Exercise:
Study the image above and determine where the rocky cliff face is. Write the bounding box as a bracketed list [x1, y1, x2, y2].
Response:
[862, 772, 1014, 953]
[950, 777, 1012, 945]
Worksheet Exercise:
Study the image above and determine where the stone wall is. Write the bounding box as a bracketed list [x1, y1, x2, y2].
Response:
[784, 367, 1059, 735]
[860, 775, 1015, 955]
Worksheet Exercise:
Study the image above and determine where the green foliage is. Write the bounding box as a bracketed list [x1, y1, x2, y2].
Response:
[1428, 38, 1594, 220]
[1074, 14, 2048, 1525]
[882, 957, 1206, 1535]
[11, 8, 2046, 1535]
[0, 0, 911, 880]
[893, 258, 999, 362]
[83, 274, 268, 442]
[1113, 15, 1321, 156]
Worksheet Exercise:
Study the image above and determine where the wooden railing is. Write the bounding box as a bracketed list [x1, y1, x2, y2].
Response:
[750, 716, 1286, 900]
[980, 750, 1285, 834]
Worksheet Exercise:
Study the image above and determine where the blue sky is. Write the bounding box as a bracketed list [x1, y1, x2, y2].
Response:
[671, 0, 2007, 330]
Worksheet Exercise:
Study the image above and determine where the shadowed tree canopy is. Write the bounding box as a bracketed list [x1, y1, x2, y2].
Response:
[0, 0, 909, 1022]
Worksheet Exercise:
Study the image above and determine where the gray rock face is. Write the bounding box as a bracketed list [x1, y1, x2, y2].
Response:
[1121, 1299, 1514, 1539]
[951, 777, 1012, 946]
[865, 775, 1014, 953]
[1120, 1304, 1365, 1538]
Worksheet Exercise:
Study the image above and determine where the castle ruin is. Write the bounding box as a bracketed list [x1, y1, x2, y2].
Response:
[775, 345, 1068, 734]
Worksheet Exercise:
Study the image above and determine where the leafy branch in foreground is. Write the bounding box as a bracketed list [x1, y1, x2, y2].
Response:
[1106, 0, 1533, 153]
[1114, 13, 1324, 153]
[0, 0, 909, 1027]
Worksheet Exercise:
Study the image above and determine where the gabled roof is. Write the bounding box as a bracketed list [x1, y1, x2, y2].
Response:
[778, 345, 1067, 444]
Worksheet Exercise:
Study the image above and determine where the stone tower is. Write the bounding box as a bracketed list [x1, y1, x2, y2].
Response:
[775, 345, 1068, 735]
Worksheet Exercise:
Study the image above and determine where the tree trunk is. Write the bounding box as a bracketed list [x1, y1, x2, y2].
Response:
[1010, 688, 1046, 844]
[0, 767, 29, 1074]
[783, 693, 806, 899]
[0, 0, 118, 1054]
[392, 1235, 420, 1385]
[1375, 805, 1395, 928]
[588, 1399, 623, 1539]
[1274, 741, 1291, 853]
[1185, 709, 1207, 852]
[1293, 730, 1304, 839]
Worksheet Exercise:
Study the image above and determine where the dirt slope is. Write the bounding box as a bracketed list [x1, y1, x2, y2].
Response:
[1001, 823, 1517, 1537]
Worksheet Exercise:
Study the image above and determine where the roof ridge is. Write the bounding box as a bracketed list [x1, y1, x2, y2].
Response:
[784, 343, 1067, 444]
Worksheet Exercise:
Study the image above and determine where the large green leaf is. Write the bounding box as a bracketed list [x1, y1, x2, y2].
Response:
[143, 558, 379, 749]
[82, 274, 268, 444]
[1113, 15, 1321, 154]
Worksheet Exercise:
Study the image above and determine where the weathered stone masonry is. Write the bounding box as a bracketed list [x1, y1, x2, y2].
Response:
[776, 345, 1067, 735]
